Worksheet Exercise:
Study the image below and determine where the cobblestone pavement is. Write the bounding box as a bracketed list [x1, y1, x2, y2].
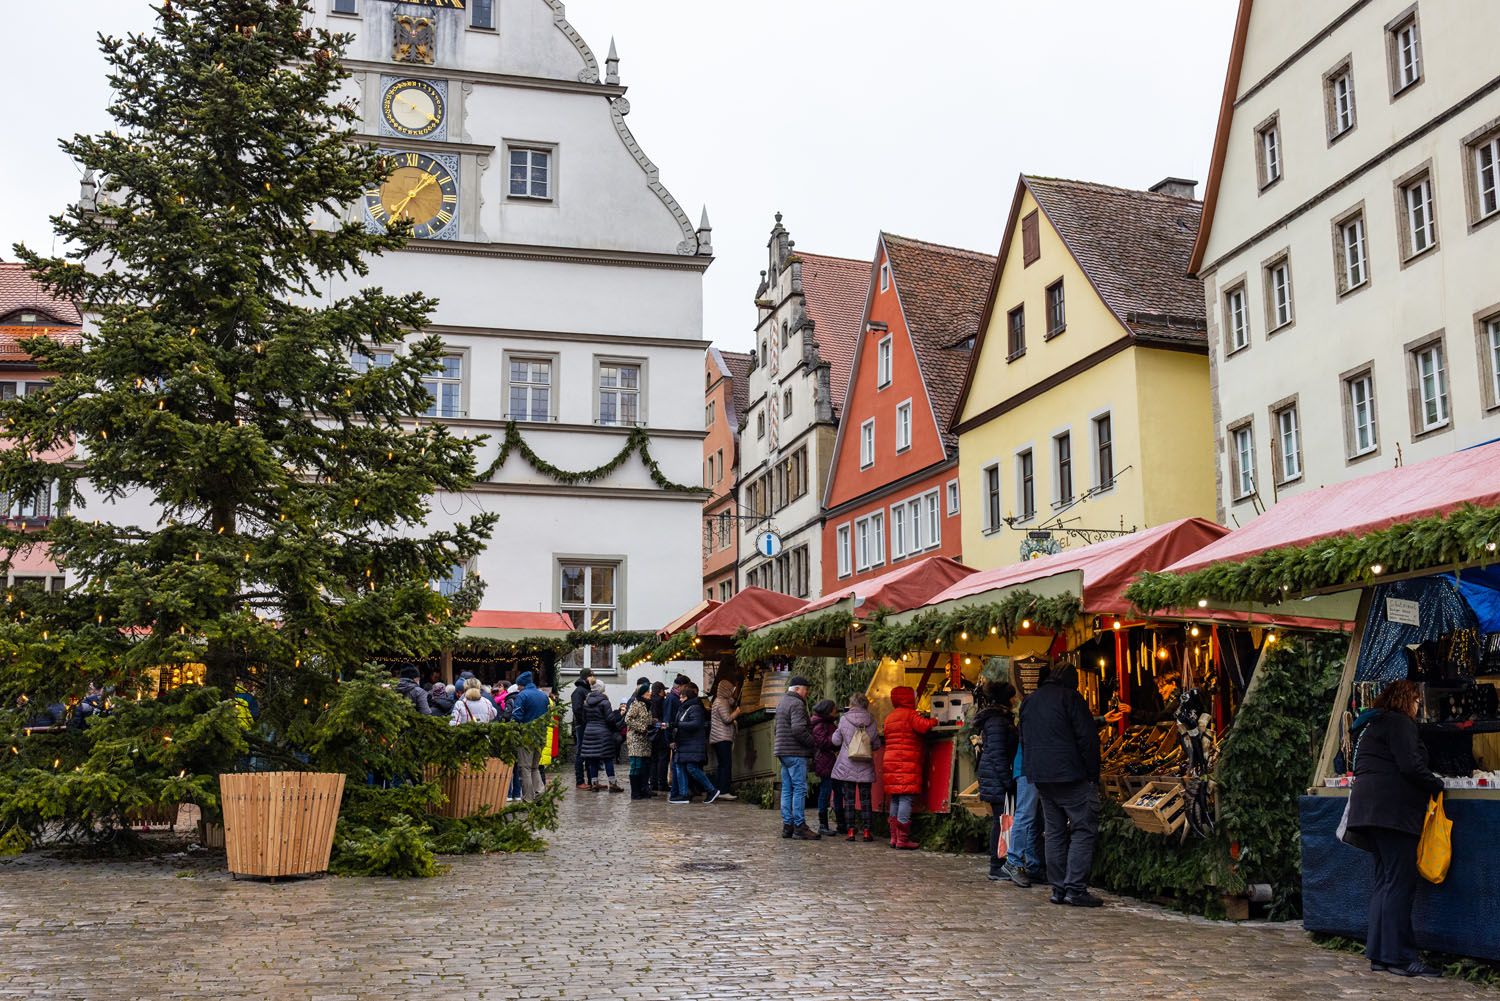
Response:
[0, 787, 1492, 1000]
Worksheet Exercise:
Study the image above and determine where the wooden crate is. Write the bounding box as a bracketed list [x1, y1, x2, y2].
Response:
[125, 802, 181, 829]
[424, 758, 515, 819]
[955, 780, 989, 819]
[219, 772, 345, 879]
[1122, 779, 1187, 836]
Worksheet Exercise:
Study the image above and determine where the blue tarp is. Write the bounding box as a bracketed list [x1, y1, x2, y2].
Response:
[1354, 578, 1478, 684]
[1444, 566, 1500, 634]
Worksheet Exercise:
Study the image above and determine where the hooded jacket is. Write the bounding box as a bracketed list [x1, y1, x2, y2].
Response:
[810, 707, 840, 778]
[973, 705, 1018, 803]
[624, 698, 655, 757]
[831, 706, 880, 783]
[773, 689, 815, 759]
[395, 677, 431, 716]
[1019, 671, 1100, 784]
[570, 677, 592, 732]
[881, 686, 936, 795]
[428, 686, 456, 717]
[710, 683, 739, 744]
[674, 697, 710, 766]
[509, 672, 551, 725]
[1347, 708, 1444, 837]
[578, 689, 620, 760]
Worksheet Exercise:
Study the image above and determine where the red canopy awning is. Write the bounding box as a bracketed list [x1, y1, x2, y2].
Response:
[657, 599, 720, 639]
[692, 587, 807, 638]
[466, 610, 574, 633]
[758, 555, 975, 629]
[921, 517, 1226, 617]
[1163, 441, 1500, 576]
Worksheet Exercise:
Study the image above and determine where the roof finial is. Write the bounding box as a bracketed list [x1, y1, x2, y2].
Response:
[696, 207, 713, 256]
[605, 37, 620, 86]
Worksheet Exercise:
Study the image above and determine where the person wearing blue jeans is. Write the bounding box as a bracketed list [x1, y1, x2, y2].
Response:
[1006, 770, 1043, 885]
[772, 676, 819, 839]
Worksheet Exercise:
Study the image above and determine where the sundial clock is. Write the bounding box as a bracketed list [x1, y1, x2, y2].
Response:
[382, 78, 445, 139]
[365, 151, 459, 240]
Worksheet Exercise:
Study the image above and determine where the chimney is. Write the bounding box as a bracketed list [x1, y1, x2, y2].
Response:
[1149, 177, 1198, 200]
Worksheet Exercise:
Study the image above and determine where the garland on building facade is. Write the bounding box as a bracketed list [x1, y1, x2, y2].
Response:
[867, 591, 1083, 660]
[622, 629, 697, 668]
[449, 629, 657, 663]
[1125, 502, 1500, 613]
[477, 421, 707, 494]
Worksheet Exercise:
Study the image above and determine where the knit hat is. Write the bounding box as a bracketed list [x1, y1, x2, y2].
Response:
[788, 675, 812, 690]
[592, 681, 607, 694]
[812, 698, 836, 717]
[636, 677, 650, 688]
[399, 665, 420, 681]
[674, 674, 691, 686]
[635, 681, 651, 699]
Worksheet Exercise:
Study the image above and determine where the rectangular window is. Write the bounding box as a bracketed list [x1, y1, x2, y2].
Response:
[509, 358, 552, 422]
[1017, 450, 1035, 521]
[854, 513, 885, 572]
[879, 262, 890, 292]
[508, 147, 551, 200]
[1054, 432, 1073, 505]
[1021, 210, 1040, 266]
[1325, 61, 1356, 139]
[352, 346, 394, 372]
[1401, 173, 1437, 257]
[1045, 280, 1065, 337]
[1007, 306, 1026, 360]
[718, 510, 732, 550]
[895, 400, 912, 452]
[1388, 11, 1422, 94]
[1231, 424, 1257, 500]
[860, 419, 875, 469]
[876, 336, 893, 388]
[756, 411, 765, 439]
[1338, 214, 1369, 292]
[434, 563, 468, 598]
[558, 562, 618, 675]
[2, 484, 53, 521]
[1093, 413, 1114, 489]
[1266, 257, 1293, 330]
[1345, 371, 1379, 457]
[1475, 135, 1500, 221]
[332, 0, 358, 13]
[598, 362, 640, 426]
[1412, 341, 1450, 432]
[782, 387, 793, 419]
[925, 491, 940, 551]
[705, 401, 716, 428]
[891, 503, 907, 560]
[470, 0, 494, 28]
[1224, 284, 1249, 353]
[1275, 404, 1302, 483]
[423, 354, 464, 418]
[1488, 317, 1500, 407]
[836, 524, 852, 578]
[984, 465, 1001, 531]
[946, 479, 960, 516]
[1257, 117, 1282, 188]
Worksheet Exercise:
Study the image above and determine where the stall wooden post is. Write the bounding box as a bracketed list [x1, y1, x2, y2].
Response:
[1114, 626, 1129, 737]
[440, 648, 454, 684]
[1315, 589, 1373, 783]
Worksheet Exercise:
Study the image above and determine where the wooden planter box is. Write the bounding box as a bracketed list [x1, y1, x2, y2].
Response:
[1122, 779, 1188, 836]
[219, 772, 345, 879]
[125, 802, 181, 829]
[197, 820, 225, 850]
[424, 758, 514, 819]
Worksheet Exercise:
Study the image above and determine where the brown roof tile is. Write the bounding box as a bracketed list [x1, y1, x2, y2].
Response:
[713, 347, 753, 428]
[0, 264, 82, 327]
[1024, 176, 1206, 342]
[0, 326, 81, 364]
[881, 234, 996, 451]
[797, 252, 870, 417]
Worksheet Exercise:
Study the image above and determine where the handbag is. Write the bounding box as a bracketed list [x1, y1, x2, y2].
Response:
[846, 723, 874, 763]
[995, 792, 1015, 860]
[1417, 793, 1452, 884]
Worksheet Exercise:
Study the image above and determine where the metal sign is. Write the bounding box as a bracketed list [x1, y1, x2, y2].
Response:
[755, 531, 783, 559]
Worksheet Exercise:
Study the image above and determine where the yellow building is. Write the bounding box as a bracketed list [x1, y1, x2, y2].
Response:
[952, 175, 1216, 568]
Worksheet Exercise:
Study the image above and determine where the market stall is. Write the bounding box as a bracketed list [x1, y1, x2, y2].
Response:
[1127, 441, 1500, 955]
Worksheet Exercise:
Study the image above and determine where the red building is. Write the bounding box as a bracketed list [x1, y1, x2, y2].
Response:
[0, 264, 84, 591]
[821, 235, 995, 592]
[702, 346, 752, 602]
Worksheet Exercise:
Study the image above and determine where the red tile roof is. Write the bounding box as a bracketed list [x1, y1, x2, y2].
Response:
[881, 234, 996, 451]
[797, 252, 870, 417]
[718, 348, 753, 429]
[0, 264, 82, 327]
[1024, 176, 1206, 346]
[467, 610, 574, 632]
[0, 326, 81, 364]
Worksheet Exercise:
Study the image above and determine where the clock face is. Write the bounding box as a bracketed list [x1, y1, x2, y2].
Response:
[382, 79, 445, 138]
[365, 151, 459, 240]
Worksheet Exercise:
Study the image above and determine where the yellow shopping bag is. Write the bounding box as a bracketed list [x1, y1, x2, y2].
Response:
[1416, 793, 1452, 884]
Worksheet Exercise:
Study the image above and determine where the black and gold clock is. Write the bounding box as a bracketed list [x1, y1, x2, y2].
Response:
[365, 151, 459, 240]
[381, 78, 445, 139]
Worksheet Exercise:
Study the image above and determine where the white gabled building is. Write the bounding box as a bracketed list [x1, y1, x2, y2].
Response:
[1193, 0, 1500, 525]
[304, 0, 713, 688]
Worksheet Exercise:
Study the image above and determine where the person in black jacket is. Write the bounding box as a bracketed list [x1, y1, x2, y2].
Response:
[569, 672, 596, 790]
[579, 681, 624, 792]
[1019, 664, 1103, 907]
[1346, 679, 1445, 978]
[669, 682, 719, 804]
[394, 665, 431, 716]
[973, 682, 1021, 885]
[649, 682, 670, 792]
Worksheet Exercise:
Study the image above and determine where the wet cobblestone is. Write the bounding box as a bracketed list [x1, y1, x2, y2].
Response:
[0, 788, 1491, 999]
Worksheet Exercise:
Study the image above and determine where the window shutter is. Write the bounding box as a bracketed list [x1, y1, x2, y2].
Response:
[1021, 211, 1040, 266]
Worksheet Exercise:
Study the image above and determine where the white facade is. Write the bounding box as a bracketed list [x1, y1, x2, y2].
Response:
[1197, 0, 1500, 524]
[68, 1, 710, 693]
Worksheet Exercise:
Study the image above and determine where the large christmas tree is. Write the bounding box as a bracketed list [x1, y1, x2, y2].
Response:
[0, 0, 544, 869]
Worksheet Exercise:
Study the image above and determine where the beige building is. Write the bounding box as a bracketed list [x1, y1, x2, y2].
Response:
[1193, 0, 1500, 524]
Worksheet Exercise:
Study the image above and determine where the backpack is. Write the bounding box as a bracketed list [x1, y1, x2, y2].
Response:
[846, 723, 874, 762]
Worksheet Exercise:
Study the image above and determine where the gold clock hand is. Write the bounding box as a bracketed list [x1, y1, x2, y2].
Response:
[396, 95, 440, 126]
[390, 173, 439, 218]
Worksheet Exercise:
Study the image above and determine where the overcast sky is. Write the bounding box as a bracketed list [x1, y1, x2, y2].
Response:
[1, 1, 1237, 352]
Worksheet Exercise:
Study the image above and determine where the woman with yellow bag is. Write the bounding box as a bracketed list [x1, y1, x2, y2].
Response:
[1345, 680, 1446, 979]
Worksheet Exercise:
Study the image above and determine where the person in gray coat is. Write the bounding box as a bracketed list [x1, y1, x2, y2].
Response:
[831, 692, 882, 841]
[773, 675, 818, 840]
[394, 665, 430, 715]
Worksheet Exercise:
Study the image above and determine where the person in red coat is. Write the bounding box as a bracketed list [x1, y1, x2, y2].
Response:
[881, 685, 936, 850]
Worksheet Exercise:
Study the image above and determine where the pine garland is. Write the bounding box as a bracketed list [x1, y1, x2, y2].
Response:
[450, 629, 657, 662]
[1125, 502, 1500, 613]
[623, 629, 698, 668]
[478, 421, 707, 495]
[736, 611, 854, 665]
[867, 591, 1082, 660]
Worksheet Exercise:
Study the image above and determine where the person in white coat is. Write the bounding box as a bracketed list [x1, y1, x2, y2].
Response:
[450, 678, 497, 725]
